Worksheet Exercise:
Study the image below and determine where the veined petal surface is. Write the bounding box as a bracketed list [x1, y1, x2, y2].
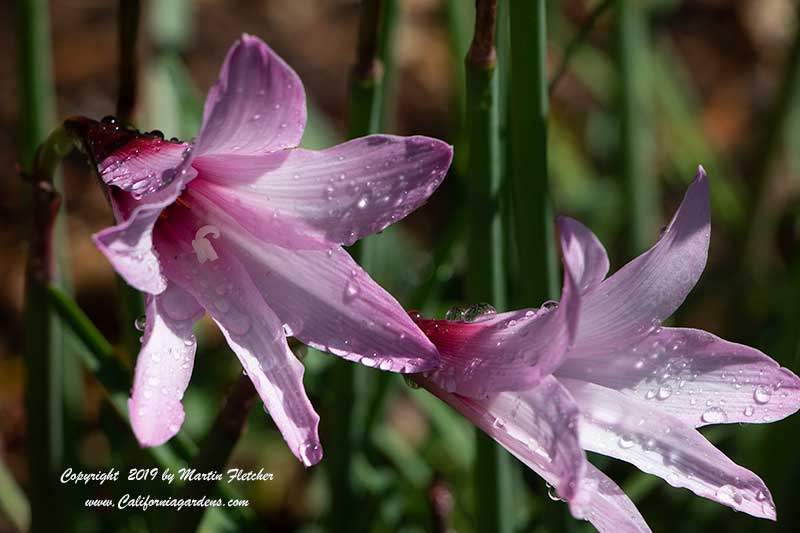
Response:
[191, 134, 452, 248]
[129, 283, 204, 446]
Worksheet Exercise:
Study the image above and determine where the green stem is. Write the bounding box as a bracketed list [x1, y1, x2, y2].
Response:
[617, 0, 659, 254]
[508, 0, 556, 305]
[21, 127, 73, 533]
[17, 0, 57, 170]
[168, 375, 258, 533]
[466, 4, 513, 532]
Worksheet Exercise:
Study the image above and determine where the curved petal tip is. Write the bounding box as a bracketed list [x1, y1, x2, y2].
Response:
[128, 397, 185, 447]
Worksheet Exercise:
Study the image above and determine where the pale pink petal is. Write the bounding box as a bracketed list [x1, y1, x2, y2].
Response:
[153, 203, 438, 373]
[557, 216, 610, 292]
[92, 167, 197, 294]
[556, 327, 800, 427]
[129, 283, 204, 447]
[236, 244, 439, 372]
[420, 376, 587, 506]
[190, 134, 452, 247]
[99, 136, 190, 195]
[195, 34, 306, 158]
[578, 464, 652, 533]
[562, 378, 777, 520]
[155, 226, 322, 466]
[575, 167, 710, 352]
[416, 249, 579, 396]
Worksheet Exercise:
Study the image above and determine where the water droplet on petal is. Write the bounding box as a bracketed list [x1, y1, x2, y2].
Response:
[716, 485, 743, 506]
[743, 406, 754, 417]
[701, 406, 728, 424]
[299, 441, 321, 466]
[345, 280, 360, 299]
[618, 435, 635, 449]
[754, 385, 772, 404]
[463, 303, 497, 323]
[657, 385, 673, 400]
[445, 304, 467, 321]
[407, 310, 423, 321]
[134, 315, 147, 332]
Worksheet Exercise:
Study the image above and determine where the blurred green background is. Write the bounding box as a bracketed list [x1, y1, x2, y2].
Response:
[2, 0, 800, 531]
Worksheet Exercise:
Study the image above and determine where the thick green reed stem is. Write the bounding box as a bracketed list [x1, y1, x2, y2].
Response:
[21, 127, 73, 533]
[18, 0, 83, 490]
[17, 0, 56, 169]
[617, 0, 659, 254]
[508, 0, 557, 305]
[465, 2, 514, 533]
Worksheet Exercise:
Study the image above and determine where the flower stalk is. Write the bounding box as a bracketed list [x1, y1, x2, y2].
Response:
[21, 126, 74, 533]
[508, 0, 557, 305]
[465, 1, 514, 533]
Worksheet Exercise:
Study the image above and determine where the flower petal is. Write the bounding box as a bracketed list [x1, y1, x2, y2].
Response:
[237, 243, 439, 372]
[416, 250, 579, 396]
[190, 134, 452, 247]
[156, 227, 322, 466]
[129, 283, 204, 447]
[578, 464, 652, 533]
[557, 216, 610, 292]
[575, 167, 710, 352]
[195, 34, 306, 158]
[420, 376, 587, 506]
[562, 378, 777, 520]
[93, 168, 196, 294]
[99, 136, 190, 195]
[557, 327, 800, 427]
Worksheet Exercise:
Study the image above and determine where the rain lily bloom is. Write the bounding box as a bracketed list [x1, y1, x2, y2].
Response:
[412, 168, 800, 531]
[88, 34, 452, 465]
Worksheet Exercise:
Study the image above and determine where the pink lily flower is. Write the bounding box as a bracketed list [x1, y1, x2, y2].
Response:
[412, 168, 800, 531]
[90, 34, 452, 465]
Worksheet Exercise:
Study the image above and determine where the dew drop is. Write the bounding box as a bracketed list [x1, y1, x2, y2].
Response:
[753, 385, 772, 404]
[463, 303, 497, 323]
[657, 385, 673, 400]
[445, 304, 467, 321]
[299, 441, 321, 466]
[134, 315, 147, 332]
[345, 280, 360, 299]
[743, 406, 754, 417]
[716, 485, 743, 506]
[701, 406, 728, 424]
[618, 435, 635, 449]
